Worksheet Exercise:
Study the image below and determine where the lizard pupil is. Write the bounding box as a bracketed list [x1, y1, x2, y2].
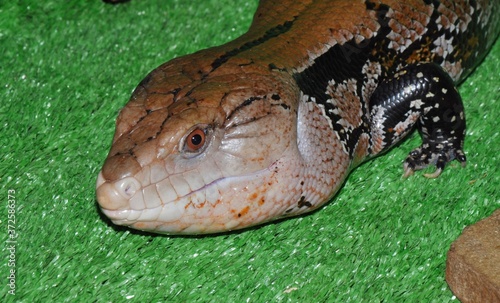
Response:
[191, 133, 203, 146]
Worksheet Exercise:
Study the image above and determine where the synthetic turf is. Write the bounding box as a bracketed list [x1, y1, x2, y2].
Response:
[1, 1, 498, 302]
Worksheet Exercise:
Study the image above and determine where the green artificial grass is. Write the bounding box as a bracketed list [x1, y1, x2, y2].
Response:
[1, 1, 498, 302]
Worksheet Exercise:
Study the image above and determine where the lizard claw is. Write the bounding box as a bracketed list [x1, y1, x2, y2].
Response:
[402, 144, 466, 178]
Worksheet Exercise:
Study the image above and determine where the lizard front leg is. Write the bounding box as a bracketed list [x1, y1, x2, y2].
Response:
[369, 63, 466, 178]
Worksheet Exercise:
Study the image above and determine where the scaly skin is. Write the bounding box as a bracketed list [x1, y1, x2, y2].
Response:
[96, 0, 499, 234]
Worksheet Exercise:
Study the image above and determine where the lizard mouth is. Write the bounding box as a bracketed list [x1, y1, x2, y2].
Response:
[95, 162, 279, 234]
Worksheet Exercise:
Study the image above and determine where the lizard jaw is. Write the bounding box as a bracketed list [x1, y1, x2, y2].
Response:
[96, 164, 292, 235]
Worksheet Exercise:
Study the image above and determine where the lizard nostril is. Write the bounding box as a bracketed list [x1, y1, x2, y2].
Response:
[115, 177, 141, 198]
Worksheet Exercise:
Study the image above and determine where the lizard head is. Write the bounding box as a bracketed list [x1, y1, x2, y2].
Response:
[96, 57, 308, 234]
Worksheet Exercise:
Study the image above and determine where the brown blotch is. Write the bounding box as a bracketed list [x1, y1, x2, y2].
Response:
[101, 154, 141, 181]
[237, 206, 250, 218]
[258, 197, 265, 206]
[327, 79, 363, 128]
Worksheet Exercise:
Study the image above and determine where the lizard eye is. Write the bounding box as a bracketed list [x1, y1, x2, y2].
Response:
[181, 125, 211, 155]
[187, 129, 205, 150]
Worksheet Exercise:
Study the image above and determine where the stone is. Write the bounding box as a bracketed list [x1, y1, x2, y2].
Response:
[446, 209, 500, 303]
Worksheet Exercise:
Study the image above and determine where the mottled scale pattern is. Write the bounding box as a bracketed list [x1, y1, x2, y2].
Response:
[96, 0, 500, 234]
